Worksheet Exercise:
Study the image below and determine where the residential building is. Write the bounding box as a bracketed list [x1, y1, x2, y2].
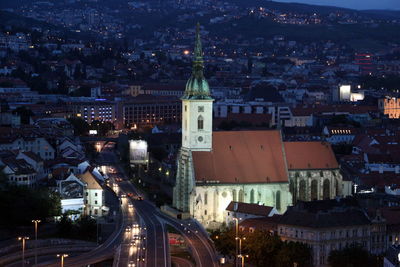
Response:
[278, 199, 386, 267]
[1, 156, 37, 187]
[70, 99, 116, 124]
[122, 95, 181, 128]
[0, 136, 55, 160]
[379, 97, 400, 119]
[79, 170, 106, 217]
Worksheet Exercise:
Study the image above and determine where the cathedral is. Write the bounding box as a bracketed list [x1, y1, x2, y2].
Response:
[172, 25, 352, 229]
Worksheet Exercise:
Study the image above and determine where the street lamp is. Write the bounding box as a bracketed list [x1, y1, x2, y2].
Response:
[18, 236, 29, 267]
[236, 236, 246, 256]
[239, 254, 249, 267]
[233, 217, 241, 267]
[32, 219, 41, 265]
[57, 254, 69, 267]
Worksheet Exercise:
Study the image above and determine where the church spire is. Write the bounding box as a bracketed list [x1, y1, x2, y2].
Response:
[182, 23, 212, 100]
[193, 22, 203, 77]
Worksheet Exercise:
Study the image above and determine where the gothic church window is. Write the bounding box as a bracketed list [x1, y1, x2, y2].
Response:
[204, 192, 208, 205]
[250, 189, 255, 203]
[232, 189, 237, 202]
[198, 115, 204, 130]
[238, 189, 244, 202]
[335, 179, 339, 196]
[323, 179, 330, 199]
[299, 180, 306, 201]
[311, 180, 318, 200]
[276, 191, 281, 210]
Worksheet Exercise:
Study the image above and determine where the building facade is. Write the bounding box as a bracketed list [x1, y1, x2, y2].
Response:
[379, 97, 400, 119]
[278, 199, 386, 267]
[70, 100, 116, 124]
[79, 171, 106, 217]
[122, 95, 181, 128]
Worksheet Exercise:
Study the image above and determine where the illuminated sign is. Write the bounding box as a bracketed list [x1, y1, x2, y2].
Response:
[129, 140, 148, 165]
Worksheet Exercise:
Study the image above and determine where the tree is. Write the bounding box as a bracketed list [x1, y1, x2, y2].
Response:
[276, 241, 312, 267]
[0, 186, 61, 227]
[90, 120, 115, 136]
[57, 214, 73, 238]
[244, 230, 282, 267]
[68, 117, 90, 136]
[328, 244, 379, 267]
[210, 227, 236, 257]
[76, 216, 97, 241]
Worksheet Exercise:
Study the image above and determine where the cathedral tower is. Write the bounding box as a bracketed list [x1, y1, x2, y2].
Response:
[173, 24, 213, 212]
[181, 23, 213, 151]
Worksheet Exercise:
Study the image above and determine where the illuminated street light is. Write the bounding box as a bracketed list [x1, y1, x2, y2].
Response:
[57, 254, 69, 267]
[233, 217, 241, 267]
[236, 236, 246, 256]
[32, 220, 41, 265]
[238, 254, 249, 267]
[18, 236, 29, 267]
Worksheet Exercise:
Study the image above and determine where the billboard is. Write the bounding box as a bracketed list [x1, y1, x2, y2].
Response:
[129, 140, 148, 165]
[339, 85, 351, 101]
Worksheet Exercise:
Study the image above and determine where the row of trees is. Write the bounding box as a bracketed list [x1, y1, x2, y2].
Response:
[210, 228, 312, 267]
[0, 174, 61, 227]
[56, 214, 98, 242]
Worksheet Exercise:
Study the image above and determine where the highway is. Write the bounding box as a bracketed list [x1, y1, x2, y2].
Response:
[103, 142, 218, 267]
[21, 141, 218, 267]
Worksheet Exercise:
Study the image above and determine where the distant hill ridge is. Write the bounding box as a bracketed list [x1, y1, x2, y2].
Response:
[231, 0, 400, 19]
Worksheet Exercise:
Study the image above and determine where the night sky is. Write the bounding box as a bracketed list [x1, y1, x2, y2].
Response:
[275, 0, 400, 10]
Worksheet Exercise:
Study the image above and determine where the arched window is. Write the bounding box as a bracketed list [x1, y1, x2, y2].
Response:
[250, 189, 255, 204]
[276, 191, 281, 210]
[311, 180, 318, 200]
[299, 180, 306, 201]
[238, 189, 244, 202]
[289, 180, 295, 200]
[323, 179, 330, 199]
[204, 192, 208, 205]
[335, 179, 339, 196]
[232, 189, 237, 202]
[198, 115, 204, 130]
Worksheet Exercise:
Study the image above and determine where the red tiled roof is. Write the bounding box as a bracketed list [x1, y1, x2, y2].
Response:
[239, 215, 282, 232]
[78, 171, 102, 190]
[226, 201, 274, 216]
[192, 130, 288, 183]
[284, 142, 339, 169]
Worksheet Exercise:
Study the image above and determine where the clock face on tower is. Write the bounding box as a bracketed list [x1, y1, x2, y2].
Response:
[198, 136, 203, 142]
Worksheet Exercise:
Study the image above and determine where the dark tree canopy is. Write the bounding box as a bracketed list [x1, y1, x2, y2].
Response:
[0, 184, 61, 227]
[328, 244, 379, 267]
